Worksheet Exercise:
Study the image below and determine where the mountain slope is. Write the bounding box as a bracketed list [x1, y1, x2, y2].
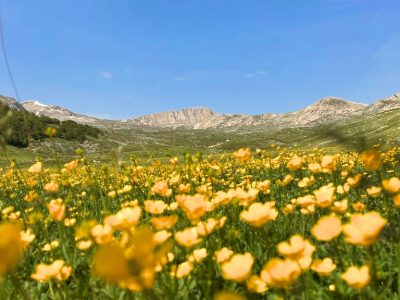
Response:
[22, 100, 100, 125]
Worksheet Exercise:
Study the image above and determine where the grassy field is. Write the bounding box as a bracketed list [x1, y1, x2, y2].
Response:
[0, 145, 400, 299]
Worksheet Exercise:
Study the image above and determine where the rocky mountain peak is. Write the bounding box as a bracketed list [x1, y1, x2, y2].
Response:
[133, 107, 221, 128]
[0, 95, 25, 110]
[21, 100, 99, 124]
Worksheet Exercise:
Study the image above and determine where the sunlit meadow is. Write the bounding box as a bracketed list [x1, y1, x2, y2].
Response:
[1, 145, 400, 299]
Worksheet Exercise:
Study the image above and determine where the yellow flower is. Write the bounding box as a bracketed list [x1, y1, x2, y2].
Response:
[346, 174, 363, 188]
[215, 247, 234, 264]
[174, 227, 202, 248]
[287, 155, 303, 171]
[367, 186, 382, 198]
[321, 155, 336, 172]
[91, 224, 113, 245]
[260, 257, 301, 288]
[298, 176, 315, 188]
[153, 230, 172, 245]
[311, 215, 342, 242]
[308, 162, 322, 173]
[151, 181, 172, 197]
[393, 194, 400, 207]
[44, 181, 59, 193]
[233, 148, 251, 162]
[220, 253, 254, 282]
[144, 200, 168, 215]
[214, 291, 246, 300]
[382, 177, 400, 194]
[240, 202, 278, 227]
[311, 258, 336, 276]
[24, 191, 39, 202]
[361, 150, 382, 171]
[343, 212, 387, 246]
[20, 228, 35, 249]
[174, 261, 193, 278]
[331, 199, 348, 214]
[277, 235, 312, 259]
[313, 184, 335, 208]
[188, 248, 208, 263]
[341, 266, 370, 289]
[246, 275, 268, 293]
[76, 240, 92, 251]
[105, 207, 141, 230]
[150, 215, 178, 230]
[0, 223, 22, 274]
[47, 198, 66, 221]
[28, 161, 42, 173]
[93, 228, 159, 292]
[31, 260, 72, 282]
[176, 193, 208, 222]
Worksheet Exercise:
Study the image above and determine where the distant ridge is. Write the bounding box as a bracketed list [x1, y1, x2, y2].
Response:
[2, 92, 400, 130]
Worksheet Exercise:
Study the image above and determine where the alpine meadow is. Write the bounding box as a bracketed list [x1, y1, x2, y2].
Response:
[1, 1, 400, 299]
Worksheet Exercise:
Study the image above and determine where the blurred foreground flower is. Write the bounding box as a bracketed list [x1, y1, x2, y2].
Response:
[31, 260, 72, 282]
[0, 223, 22, 275]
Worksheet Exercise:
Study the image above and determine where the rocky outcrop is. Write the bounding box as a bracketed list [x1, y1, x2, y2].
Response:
[21, 100, 99, 124]
[0, 95, 25, 110]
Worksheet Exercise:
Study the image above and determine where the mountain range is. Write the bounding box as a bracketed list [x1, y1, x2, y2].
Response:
[1, 92, 399, 131]
[1, 92, 400, 164]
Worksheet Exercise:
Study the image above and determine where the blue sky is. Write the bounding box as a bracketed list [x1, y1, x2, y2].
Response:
[0, 0, 399, 119]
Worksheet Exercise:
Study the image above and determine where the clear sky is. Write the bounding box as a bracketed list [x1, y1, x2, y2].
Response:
[0, 0, 399, 119]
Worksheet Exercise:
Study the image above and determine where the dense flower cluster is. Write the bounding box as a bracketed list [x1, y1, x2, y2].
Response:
[0, 145, 399, 298]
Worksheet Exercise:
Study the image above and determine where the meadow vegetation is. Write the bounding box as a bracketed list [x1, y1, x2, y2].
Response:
[0, 144, 400, 299]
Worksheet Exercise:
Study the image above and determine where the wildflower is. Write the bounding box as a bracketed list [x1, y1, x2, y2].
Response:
[150, 215, 178, 230]
[28, 161, 42, 173]
[341, 266, 370, 289]
[314, 184, 335, 208]
[393, 194, 400, 207]
[361, 150, 382, 171]
[214, 291, 246, 300]
[91, 224, 113, 245]
[311, 215, 342, 242]
[287, 155, 303, 171]
[24, 191, 39, 202]
[277, 235, 315, 270]
[0, 223, 22, 274]
[298, 176, 315, 188]
[105, 207, 141, 230]
[321, 155, 336, 172]
[48, 198, 66, 221]
[343, 212, 387, 246]
[93, 228, 159, 292]
[42, 240, 59, 251]
[215, 247, 234, 264]
[20, 228, 35, 249]
[308, 163, 322, 173]
[233, 148, 251, 162]
[144, 200, 168, 215]
[176, 193, 208, 222]
[260, 257, 301, 288]
[331, 199, 348, 214]
[240, 202, 278, 227]
[220, 253, 254, 282]
[174, 227, 202, 248]
[188, 248, 207, 263]
[382, 177, 400, 194]
[311, 258, 336, 276]
[44, 181, 59, 193]
[246, 275, 268, 293]
[31, 260, 72, 282]
[352, 201, 366, 211]
[347, 174, 363, 188]
[174, 261, 193, 278]
[151, 181, 172, 197]
[367, 186, 382, 198]
[153, 230, 172, 245]
[76, 240, 92, 251]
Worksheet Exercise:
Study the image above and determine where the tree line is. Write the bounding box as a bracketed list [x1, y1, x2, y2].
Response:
[0, 103, 101, 147]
